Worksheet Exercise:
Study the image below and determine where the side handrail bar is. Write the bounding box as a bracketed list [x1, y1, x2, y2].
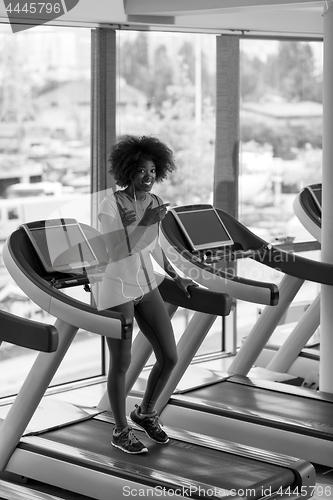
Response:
[0, 308, 58, 353]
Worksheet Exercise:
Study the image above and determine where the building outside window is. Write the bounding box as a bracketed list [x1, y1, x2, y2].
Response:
[237, 39, 322, 347]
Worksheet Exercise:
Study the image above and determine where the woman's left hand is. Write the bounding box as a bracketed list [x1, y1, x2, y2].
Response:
[174, 276, 199, 298]
[118, 206, 137, 227]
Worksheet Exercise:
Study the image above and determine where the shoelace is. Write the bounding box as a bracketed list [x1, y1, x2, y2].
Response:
[145, 414, 164, 430]
[134, 405, 165, 429]
[127, 428, 140, 444]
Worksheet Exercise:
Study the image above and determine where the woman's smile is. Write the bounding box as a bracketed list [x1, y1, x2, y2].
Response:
[141, 179, 154, 188]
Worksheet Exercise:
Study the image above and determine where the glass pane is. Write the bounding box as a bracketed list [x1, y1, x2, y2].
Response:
[117, 30, 216, 206]
[117, 31, 222, 356]
[0, 25, 102, 399]
[238, 39, 323, 348]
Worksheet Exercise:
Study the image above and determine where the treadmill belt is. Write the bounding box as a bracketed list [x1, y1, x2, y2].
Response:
[34, 418, 295, 498]
[172, 381, 333, 439]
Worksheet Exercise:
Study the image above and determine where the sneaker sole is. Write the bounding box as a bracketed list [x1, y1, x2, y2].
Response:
[111, 441, 148, 454]
[130, 416, 169, 444]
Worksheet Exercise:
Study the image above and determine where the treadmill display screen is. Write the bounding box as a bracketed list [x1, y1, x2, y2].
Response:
[307, 185, 322, 217]
[171, 207, 233, 251]
[22, 220, 99, 273]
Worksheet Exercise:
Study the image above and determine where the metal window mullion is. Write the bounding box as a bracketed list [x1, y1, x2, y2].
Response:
[91, 28, 117, 222]
[213, 34, 240, 217]
[214, 35, 240, 354]
[91, 28, 117, 375]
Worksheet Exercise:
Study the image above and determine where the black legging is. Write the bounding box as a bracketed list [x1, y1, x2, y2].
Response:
[106, 287, 178, 430]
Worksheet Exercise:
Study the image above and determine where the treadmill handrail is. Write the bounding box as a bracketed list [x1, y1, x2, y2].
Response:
[215, 207, 333, 285]
[161, 206, 279, 306]
[4, 228, 133, 339]
[163, 204, 333, 289]
[255, 244, 333, 285]
[158, 274, 232, 316]
[0, 309, 58, 353]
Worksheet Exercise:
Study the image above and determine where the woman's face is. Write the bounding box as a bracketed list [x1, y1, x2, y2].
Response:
[132, 159, 156, 193]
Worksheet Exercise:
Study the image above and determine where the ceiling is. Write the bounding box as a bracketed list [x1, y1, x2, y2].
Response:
[0, 0, 327, 39]
[122, 0, 326, 38]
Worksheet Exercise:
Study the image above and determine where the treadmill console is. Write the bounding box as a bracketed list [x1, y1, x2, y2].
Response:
[307, 184, 322, 219]
[170, 206, 234, 252]
[21, 219, 105, 289]
[170, 205, 254, 262]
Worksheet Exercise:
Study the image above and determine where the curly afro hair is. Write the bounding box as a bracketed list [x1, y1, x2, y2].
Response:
[109, 135, 177, 188]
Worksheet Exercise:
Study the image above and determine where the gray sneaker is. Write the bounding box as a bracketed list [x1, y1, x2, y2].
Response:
[112, 426, 148, 454]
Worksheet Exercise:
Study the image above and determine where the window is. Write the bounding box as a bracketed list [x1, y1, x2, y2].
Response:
[117, 30, 222, 356]
[238, 38, 323, 347]
[1, 29, 323, 399]
[0, 24, 100, 399]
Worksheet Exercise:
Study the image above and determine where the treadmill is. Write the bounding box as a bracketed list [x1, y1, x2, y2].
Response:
[0, 219, 315, 499]
[0, 308, 92, 500]
[261, 184, 323, 377]
[129, 203, 333, 467]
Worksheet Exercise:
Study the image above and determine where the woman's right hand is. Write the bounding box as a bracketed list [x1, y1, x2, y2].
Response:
[140, 201, 170, 226]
